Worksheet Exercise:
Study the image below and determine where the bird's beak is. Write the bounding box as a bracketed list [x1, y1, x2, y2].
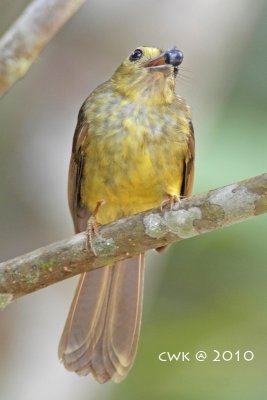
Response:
[144, 48, 184, 72]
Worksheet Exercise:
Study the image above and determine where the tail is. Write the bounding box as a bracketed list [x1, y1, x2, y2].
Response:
[58, 254, 144, 383]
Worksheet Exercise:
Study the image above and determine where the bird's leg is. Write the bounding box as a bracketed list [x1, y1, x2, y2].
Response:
[86, 200, 105, 256]
[157, 193, 181, 254]
[160, 193, 181, 211]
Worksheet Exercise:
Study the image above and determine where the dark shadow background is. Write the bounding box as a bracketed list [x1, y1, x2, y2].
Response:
[0, 0, 267, 399]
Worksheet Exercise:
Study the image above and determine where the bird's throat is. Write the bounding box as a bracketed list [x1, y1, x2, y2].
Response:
[112, 71, 175, 105]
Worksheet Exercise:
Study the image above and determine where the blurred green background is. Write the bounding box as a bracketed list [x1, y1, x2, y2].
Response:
[0, 0, 267, 399]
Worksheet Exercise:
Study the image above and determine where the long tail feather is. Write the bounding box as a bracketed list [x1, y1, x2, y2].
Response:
[58, 254, 144, 383]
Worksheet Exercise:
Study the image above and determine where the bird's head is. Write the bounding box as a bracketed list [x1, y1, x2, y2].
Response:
[111, 46, 184, 104]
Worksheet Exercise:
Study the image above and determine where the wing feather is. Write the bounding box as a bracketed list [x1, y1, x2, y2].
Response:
[68, 117, 90, 233]
[181, 120, 195, 197]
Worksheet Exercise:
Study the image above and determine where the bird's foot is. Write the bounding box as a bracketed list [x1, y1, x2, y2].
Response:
[85, 200, 105, 256]
[160, 194, 181, 211]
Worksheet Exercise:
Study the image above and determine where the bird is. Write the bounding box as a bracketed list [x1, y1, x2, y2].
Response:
[58, 46, 195, 383]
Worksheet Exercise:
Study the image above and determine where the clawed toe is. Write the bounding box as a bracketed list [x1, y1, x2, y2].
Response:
[160, 194, 181, 211]
[85, 200, 105, 256]
[86, 216, 99, 256]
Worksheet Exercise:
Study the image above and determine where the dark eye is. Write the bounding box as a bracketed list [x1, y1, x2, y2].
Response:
[129, 49, 143, 62]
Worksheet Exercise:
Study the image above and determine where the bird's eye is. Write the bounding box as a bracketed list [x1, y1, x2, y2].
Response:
[129, 49, 143, 62]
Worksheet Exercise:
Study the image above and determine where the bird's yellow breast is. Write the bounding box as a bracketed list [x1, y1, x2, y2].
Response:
[80, 83, 191, 224]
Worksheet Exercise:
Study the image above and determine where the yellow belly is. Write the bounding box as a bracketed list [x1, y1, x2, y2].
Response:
[81, 130, 188, 224]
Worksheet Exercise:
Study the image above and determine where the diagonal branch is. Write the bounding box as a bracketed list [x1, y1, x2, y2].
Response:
[0, 173, 266, 309]
[0, 0, 86, 97]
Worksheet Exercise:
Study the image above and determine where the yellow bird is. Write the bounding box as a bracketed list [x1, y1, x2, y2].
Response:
[59, 46, 195, 383]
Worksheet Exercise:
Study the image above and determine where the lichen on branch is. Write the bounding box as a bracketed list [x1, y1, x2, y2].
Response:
[0, 173, 266, 307]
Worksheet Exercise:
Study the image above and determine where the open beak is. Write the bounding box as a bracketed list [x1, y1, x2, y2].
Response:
[144, 47, 184, 72]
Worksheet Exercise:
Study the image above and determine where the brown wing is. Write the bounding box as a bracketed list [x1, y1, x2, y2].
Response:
[181, 120, 195, 197]
[68, 116, 90, 233]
